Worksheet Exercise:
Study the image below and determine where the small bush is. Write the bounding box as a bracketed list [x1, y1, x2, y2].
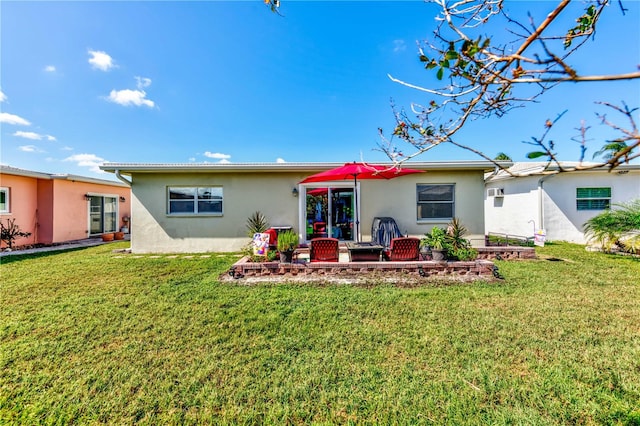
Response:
[1, 218, 32, 249]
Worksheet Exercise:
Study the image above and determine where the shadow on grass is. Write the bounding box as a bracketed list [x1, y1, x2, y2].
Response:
[0, 246, 90, 264]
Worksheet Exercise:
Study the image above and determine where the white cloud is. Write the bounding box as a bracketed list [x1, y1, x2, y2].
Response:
[19, 145, 44, 153]
[0, 112, 31, 126]
[0, 89, 6, 102]
[61, 146, 73, 151]
[393, 39, 406, 53]
[136, 76, 152, 89]
[64, 153, 106, 173]
[13, 131, 41, 140]
[107, 89, 155, 108]
[218, 159, 231, 164]
[44, 65, 56, 72]
[276, 158, 286, 163]
[13, 131, 56, 141]
[204, 152, 231, 160]
[88, 50, 116, 71]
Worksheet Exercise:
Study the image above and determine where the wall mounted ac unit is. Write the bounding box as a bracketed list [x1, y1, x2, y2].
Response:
[487, 188, 504, 197]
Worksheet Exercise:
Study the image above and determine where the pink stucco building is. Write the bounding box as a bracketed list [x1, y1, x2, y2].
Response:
[0, 166, 131, 248]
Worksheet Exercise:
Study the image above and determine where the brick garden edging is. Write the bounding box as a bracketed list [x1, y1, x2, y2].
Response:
[476, 246, 536, 260]
[228, 256, 498, 281]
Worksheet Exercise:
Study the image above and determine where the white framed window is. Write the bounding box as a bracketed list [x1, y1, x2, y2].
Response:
[417, 184, 455, 220]
[0, 187, 9, 213]
[168, 186, 223, 215]
[576, 187, 611, 211]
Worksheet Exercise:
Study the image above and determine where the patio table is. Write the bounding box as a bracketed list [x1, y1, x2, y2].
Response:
[345, 242, 384, 262]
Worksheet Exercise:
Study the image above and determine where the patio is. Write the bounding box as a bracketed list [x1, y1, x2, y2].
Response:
[226, 245, 535, 282]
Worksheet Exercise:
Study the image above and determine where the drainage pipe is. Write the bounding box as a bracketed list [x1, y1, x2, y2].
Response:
[537, 173, 556, 231]
[114, 169, 132, 186]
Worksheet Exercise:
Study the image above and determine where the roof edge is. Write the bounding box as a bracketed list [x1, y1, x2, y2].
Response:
[101, 160, 512, 174]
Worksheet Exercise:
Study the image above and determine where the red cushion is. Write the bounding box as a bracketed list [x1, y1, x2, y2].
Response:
[383, 237, 420, 261]
[310, 237, 339, 262]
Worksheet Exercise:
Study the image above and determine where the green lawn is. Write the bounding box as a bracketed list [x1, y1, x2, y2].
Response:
[1, 243, 639, 425]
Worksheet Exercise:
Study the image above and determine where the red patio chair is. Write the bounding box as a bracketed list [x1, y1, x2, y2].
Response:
[312, 221, 328, 239]
[265, 228, 278, 250]
[309, 237, 339, 262]
[383, 237, 420, 261]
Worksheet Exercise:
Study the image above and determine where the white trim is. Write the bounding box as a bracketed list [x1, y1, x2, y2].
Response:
[0, 187, 9, 214]
[299, 182, 359, 242]
[86, 193, 120, 235]
[166, 186, 224, 216]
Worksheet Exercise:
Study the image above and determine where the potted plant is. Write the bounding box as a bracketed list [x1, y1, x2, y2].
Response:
[445, 218, 478, 261]
[277, 229, 299, 263]
[421, 227, 448, 261]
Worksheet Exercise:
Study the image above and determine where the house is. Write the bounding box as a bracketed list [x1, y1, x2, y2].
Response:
[484, 162, 640, 244]
[100, 161, 505, 253]
[0, 165, 132, 248]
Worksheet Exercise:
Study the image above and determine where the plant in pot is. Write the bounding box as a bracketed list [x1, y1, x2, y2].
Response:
[446, 217, 478, 261]
[421, 226, 448, 261]
[277, 230, 299, 263]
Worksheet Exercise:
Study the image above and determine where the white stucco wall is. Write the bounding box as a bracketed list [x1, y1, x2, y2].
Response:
[485, 176, 539, 238]
[485, 169, 640, 244]
[129, 168, 488, 253]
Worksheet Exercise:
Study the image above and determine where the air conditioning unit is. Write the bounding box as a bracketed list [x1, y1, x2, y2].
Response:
[487, 188, 504, 197]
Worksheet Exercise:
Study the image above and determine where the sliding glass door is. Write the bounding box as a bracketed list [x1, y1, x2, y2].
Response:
[304, 186, 355, 241]
[89, 196, 117, 235]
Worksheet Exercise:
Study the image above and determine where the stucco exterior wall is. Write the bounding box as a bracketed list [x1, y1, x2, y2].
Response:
[130, 171, 307, 253]
[360, 170, 486, 245]
[0, 174, 39, 247]
[485, 169, 640, 244]
[130, 169, 487, 253]
[53, 179, 132, 243]
[484, 176, 539, 238]
[542, 171, 640, 243]
[0, 169, 131, 247]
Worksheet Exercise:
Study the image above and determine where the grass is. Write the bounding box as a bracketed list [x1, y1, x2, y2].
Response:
[1, 242, 639, 425]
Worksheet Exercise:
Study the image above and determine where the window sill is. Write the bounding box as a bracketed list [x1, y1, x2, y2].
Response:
[167, 213, 223, 218]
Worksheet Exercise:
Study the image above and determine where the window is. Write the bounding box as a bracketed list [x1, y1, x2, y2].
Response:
[576, 187, 611, 210]
[0, 187, 8, 213]
[168, 186, 223, 215]
[417, 184, 455, 220]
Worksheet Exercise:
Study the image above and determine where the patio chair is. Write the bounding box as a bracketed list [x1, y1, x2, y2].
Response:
[264, 228, 278, 251]
[309, 237, 340, 262]
[382, 237, 420, 261]
[312, 221, 328, 239]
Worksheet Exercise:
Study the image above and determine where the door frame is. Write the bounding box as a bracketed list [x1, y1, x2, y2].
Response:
[297, 182, 360, 243]
[86, 193, 120, 236]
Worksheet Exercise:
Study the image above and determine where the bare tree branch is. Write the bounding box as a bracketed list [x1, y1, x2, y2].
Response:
[378, 0, 640, 175]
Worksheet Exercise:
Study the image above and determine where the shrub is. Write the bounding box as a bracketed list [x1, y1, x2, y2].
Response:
[449, 247, 478, 261]
[421, 227, 448, 250]
[246, 211, 269, 237]
[277, 230, 299, 252]
[583, 199, 640, 253]
[1, 218, 32, 249]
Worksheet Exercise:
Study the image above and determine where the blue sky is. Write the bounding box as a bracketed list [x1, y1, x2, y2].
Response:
[1, 0, 639, 178]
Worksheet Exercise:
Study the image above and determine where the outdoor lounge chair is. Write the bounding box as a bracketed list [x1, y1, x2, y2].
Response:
[309, 237, 340, 262]
[382, 237, 420, 261]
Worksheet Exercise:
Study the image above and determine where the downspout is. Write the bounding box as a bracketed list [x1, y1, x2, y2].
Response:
[537, 174, 556, 231]
[114, 169, 132, 186]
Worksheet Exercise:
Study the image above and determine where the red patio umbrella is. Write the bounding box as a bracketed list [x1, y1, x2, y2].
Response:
[300, 162, 424, 241]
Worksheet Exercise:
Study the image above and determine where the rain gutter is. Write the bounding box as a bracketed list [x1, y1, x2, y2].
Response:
[114, 169, 132, 186]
